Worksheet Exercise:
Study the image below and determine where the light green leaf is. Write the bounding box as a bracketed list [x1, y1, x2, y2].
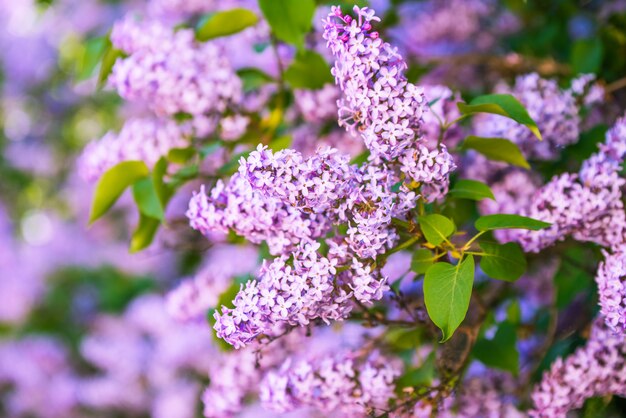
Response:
[196, 8, 258, 41]
[395, 352, 436, 389]
[258, 0, 315, 48]
[284, 50, 333, 89]
[132, 177, 164, 221]
[473, 321, 519, 376]
[130, 214, 160, 253]
[418, 214, 455, 246]
[449, 179, 495, 201]
[424, 255, 475, 342]
[475, 214, 551, 232]
[479, 241, 527, 282]
[152, 157, 171, 206]
[167, 147, 195, 164]
[77, 36, 109, 80]
[458, 94, 542, 140]
[268, 135, 292, 151]
[89, 161, 149, 224]
[411, 249, 434, 274]
[462, 136, 530, 169]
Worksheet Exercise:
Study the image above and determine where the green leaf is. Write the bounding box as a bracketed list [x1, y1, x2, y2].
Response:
[89, 161, 149, 224]
[411, 249, 434, 274]
[385, 328, 422, 351]
[268, 135, 292, 151]
[132, 177, 164, 221]
[258, 0, 315, 48]
[395, 352, 436, 389]
[479, 241, 527, 282]
[571, 38, 604, 74]
[462, 136, 530, 169]
[152, 157, 171, 206]
[237, 67, 274, 92]
[167, 147, 195, 164]
[473, 321, 519, 376]
[195, 8, 258, 41]
[130, 214, 160, 253]
[448, 179, 495, 201]
[97, 44, 124, 88]
[418, 214, 455, 246]
[458, 94, 542, 140]
[77, 36, 109, 80]
[284, 50, 333, 89]
[424, 255, 475, 342]
[475, 214, 551, 232]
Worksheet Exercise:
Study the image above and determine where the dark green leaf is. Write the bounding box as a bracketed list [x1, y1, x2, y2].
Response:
[424, 255, 475, 342]
[462, 136, 530, 169]
[571, 38, 604, 74]
[418, 214, 455, 246]
[258, 0, 315, 48]
[132, 177, 164, 221]
[89, 161, 149, 224]
[237, 67, 275, 92]
[284, 50, 333, 89]
[411, 249, 434, 274]
[475, 214, 551, 232]
[449, 179, 495, 201]
[395, 352, 436, 389]
[458, 94, 542, 140]
[130, 214, 160, 253]
[479, 241, 527, 282]
[473, 321, 519, 376]
[196, 8, 258, 41]
[97, 44, 124, 88]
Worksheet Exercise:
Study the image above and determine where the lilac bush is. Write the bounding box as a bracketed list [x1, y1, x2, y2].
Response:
[3, 1, 626, 418]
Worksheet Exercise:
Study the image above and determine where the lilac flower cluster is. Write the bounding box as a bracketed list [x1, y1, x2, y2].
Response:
[109, 17, 242, 117]
[392, 0, 517, 60]
[294, 83, 341, 124]
[421, 84, 465, 148]
[595, 245, 626, 333]
[502, 115, 626, 252]
[0, 337, 79, 418]
[212, 241, 388, 349]
[323, 6, 427, 160]
[473, 73, 602, 160]
[323, 6, 456, 201]
[79, 117, 189, 181]
[531, 318, 626, 417]
[291, 126, 364, 158]
[260, 351, 400, 415]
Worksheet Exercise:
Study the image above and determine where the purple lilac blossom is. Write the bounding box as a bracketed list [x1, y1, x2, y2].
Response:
[421, 84, 465, 148]
[109, 17, 242, 117]
[212, 240, 388, 349]
[0, 337, 80, 418]
[595, 245, 626, 333]
[502, 115, 626, 251]
[473, 73, 602, 160]
[79, 117, 190, 181]
[260, 351, 400, 416]
[531, 318, 626, 417]
[294, 83, 341, 124]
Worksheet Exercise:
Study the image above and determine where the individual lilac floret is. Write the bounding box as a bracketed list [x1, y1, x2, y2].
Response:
[109, 17, 242, 117]
[186, 176, 331, 256]
[502, 115, 626, 252]
[595, 245, 626, 333]
[323, 6, 428, 160]
[79, 117, 189, 181]
[260, 351, 400, 415]
[212, 241, 388, 349]
[473, 73, 601, 161]
[530, 318, 626, 417]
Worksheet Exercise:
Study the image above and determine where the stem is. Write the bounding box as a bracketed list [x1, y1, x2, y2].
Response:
[462, 231, 486, 251]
